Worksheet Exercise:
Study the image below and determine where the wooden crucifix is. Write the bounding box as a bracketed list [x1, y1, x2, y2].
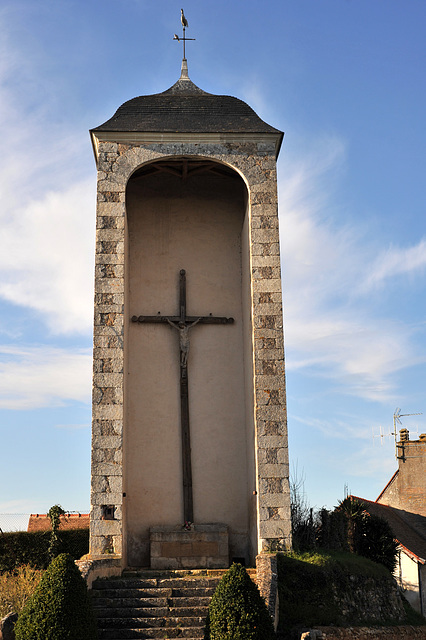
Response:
[131, 269, 234, 523]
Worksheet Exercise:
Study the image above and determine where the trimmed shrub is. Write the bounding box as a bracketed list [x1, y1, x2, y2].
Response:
[14, 553, 97, 640]
[204, 563, 275, 640]
[0, 529, 89, 572]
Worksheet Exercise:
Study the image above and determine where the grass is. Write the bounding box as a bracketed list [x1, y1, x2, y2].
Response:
[0, 565, 43, 618]
[287, 549, 391, 577]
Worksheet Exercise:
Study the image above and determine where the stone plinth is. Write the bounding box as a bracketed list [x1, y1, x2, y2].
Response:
[150, 524, 228, 569]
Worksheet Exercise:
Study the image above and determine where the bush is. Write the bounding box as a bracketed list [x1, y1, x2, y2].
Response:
[204, 563, 275, 640]
[14, 553, 97, 640]
[0, 529, 89, 571]
[0, 565, 43, 618]
[355, 512, 398, 573]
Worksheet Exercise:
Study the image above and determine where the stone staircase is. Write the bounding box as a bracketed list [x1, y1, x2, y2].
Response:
[92, 569, 252, 640]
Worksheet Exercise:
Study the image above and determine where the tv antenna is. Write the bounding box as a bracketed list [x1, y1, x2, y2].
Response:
[372, 425, 388, 446]
[392, 407, 422, 459]
[372, 408, 422, 458]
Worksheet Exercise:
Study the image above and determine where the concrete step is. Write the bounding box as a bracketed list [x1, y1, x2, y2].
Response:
[97, 616, 205, 629]
[95, 607, 209, 619]
[92, 568, 252, 640]
[93, 595, 211, 608]
[93, 586, 215, 599]
[93, 588, 172, 598]
[94, 607, 170, 618]
[98, 627, 204, 639]
[93, 597, 169, 608]
[94, 577, 221, 591]
[122, 568, 228, 579]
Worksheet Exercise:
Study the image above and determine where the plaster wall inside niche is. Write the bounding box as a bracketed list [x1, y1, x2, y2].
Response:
[124, 164, 254, 566]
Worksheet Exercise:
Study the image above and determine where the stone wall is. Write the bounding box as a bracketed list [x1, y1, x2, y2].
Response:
[308, 627, 426, 639]
[90, 139, 291, 562]
[330, 574, 404, 624]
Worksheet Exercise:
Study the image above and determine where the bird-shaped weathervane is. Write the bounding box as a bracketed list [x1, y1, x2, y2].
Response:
[173, 8, 195, 60]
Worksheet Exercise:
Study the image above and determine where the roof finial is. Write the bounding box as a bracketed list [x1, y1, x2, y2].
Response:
[173, 8, 195, 71]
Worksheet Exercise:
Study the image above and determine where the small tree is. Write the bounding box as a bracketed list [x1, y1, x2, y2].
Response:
[316, 507, 347, 551]
[290, 465, 317, 550]
[335, 496, 365, 553]
[14, 553, 97, 640]
[205, 563, 275, 640]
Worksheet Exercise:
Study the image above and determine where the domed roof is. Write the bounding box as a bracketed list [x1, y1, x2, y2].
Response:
[91, 62, 283, 140]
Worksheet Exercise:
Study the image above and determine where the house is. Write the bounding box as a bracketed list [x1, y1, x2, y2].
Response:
[353, 429, 426, 616]
[352, 495, 426, 615]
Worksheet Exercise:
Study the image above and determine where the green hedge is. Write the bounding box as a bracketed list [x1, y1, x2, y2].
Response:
[14, 553, 97, 640]
[0, 530, 89, 572]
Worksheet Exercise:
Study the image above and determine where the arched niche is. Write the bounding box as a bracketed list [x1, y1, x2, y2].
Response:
[123, 157, 256, 566]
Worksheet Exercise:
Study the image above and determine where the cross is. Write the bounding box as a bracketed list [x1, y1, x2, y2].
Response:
[173, 9, 195, 60]
[131, 269, 234, 523]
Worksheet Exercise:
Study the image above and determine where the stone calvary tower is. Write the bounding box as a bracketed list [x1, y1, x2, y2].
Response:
[89, 54, 291, 571]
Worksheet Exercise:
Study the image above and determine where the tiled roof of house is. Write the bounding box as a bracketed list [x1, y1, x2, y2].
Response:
[27, 513, 89, 532]
[351, 496, 426, 563]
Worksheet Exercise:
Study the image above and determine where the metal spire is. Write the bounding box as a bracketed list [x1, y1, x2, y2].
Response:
[173, 8, 195, 62]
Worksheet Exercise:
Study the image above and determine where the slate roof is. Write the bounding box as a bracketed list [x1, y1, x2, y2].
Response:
[91, 71, 282, 137]
[351, 496, 426, 563]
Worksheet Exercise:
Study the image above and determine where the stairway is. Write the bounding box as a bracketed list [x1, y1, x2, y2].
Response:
[92, 569, 233, 640]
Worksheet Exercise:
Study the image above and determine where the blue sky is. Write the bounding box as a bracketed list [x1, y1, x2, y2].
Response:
[1, 0, 425, 524]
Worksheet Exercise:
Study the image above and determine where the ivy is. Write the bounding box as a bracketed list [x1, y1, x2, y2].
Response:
[47, 505, 65, 561]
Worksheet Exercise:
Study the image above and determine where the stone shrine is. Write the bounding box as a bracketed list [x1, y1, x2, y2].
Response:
[89, 55, 291, 570]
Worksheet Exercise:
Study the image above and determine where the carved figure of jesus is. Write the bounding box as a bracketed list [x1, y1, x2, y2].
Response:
[166, 317, 201, 367]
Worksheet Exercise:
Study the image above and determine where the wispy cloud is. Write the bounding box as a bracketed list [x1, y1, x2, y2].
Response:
[0, 13, 96, 335]
[362, 240, 426, 291]
[279, 137, 426, 403]
[0, 345, 92, 409]
[0, 181, 95, 334]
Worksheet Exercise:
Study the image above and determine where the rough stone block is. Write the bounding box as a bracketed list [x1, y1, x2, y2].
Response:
[258, 492, 290, 508]
[91, 519, 121, 536]
[92, 405, 123, 420]
[257, 463, 288, 478]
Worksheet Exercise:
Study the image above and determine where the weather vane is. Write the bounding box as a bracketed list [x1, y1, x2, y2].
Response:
[173, 9, 195, 60]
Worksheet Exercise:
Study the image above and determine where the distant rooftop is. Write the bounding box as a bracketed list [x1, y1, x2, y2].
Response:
[27, 513, 89, 532]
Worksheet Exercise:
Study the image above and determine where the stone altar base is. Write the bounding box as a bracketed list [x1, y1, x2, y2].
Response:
[150, 524, 229, 569]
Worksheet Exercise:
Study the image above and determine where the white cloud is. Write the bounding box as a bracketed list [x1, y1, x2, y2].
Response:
[0, 345, 92, 409]
[0, 180, 96, 334]
[279, 137, 426, 402]
[362, 239, 426, 291]
[0, 13, 96, 335]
